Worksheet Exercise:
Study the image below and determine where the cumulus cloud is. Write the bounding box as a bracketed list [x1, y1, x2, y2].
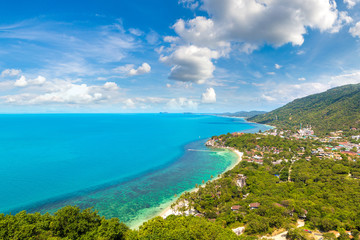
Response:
[201, 87, 216, 103]
[275, 64, 282, 69]
[128, 63, 151, 76]
[14, 75, 46, 87]
[160, 45, 220, 83]
[103, 82, 119, 90]
[162, 0, 349, 85]
[173, 0, 344, 49]
[298, 77, 306, 81]
[14, 76, 28, 87]
[172, 16, 230, 50]
[1, 69, 21, 77]
[113, 63, 151, 76]
[350, 22, 360, 38]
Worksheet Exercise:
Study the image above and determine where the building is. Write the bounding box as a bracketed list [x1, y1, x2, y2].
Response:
[249, 202, 260, 210]
[231, 205, 241, 211]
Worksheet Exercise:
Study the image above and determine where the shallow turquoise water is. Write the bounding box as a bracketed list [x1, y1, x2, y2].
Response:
[0, 114, 268, 225]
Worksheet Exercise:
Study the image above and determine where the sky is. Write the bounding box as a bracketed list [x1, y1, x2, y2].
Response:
[0, 0, 360, 113]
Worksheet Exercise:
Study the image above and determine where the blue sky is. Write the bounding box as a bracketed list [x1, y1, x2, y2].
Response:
[0, 0, 360, 113]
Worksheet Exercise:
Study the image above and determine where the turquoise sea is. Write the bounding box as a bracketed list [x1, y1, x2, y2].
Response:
[0, 114, 269, 227]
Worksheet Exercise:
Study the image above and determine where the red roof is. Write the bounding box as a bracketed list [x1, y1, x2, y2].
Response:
[249, 202, 260, 208]
[231, 205, 241, 210]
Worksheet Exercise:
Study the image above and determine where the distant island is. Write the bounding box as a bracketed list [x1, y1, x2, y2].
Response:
[217, 111, 267, 118]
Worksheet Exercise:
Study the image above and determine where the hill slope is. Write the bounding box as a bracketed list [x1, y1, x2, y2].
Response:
[249, 83, 360, 135]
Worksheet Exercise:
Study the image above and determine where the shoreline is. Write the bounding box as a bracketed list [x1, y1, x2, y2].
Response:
[159, 146, 243, 219]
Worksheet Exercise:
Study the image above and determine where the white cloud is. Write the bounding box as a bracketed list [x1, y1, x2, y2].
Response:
[275, 64, 282, 69]
[128, 28, 143, 36]
[173, 0, 344, 49]
[297, 50, 306, 55]
[29, 84, 104, 104]
[267, 72, 276, 75]
[167, 97, 198, 110]
[14, 76, 28, 87]
[14, 75, 46, 87]
[172, 16, 230, 50]
[164, 36, 180, 43]
[298, 77, 306, 81]
[350, 22, 360, 38]
[1, 69, 21, 77]
[160, 45, 220, 83]
[103, 82, 119, 90]
[124, 99, 136, 108]
[113, 64, 135, 74]
[331, 11, 353, 33]
[30, 76, 46, 85]
[329, 71, 360, 86]
[128, 63, 151, 76]
[201, 87, 216, 103]
[261, 94, 276, 102]
[163, 0, 348, 85]
[3, 78, 123, 105]
[259, 71, 360, 103]
[113, 63, 151, 76]
[343, 0, 360, 8]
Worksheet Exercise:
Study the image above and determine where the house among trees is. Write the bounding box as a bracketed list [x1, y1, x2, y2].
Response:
[249, 202, 260, 210]
[231, 205, 241, 211]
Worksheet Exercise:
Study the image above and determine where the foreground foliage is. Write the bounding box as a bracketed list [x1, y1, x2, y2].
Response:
[0, 206, 129, 240]
[128, 215, 239, 239]
[0, 206, 239, 239]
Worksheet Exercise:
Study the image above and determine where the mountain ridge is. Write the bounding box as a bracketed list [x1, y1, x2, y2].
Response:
[249, 83, 360, 135]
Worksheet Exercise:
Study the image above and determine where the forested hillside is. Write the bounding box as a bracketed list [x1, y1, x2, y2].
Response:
[249, 84, 360, 135]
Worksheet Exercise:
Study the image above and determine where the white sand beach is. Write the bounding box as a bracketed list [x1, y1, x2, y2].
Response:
[160, 147, 243, 218]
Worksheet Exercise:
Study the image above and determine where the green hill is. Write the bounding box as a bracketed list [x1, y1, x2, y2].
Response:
[249, 83, 360, 135]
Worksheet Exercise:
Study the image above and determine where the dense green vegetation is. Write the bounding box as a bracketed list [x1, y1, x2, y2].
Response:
[0, 206, 239, 239]
[249, 83, 360, 135]
[128, 215, 239, 239]
[0, 206, 129, 239]
[175, 134, 360, 236]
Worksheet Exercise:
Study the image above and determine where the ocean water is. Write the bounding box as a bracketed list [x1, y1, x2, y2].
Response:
[0, 114, 269, 227]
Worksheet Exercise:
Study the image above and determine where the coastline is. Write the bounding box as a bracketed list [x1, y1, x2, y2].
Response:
[159, 146, 243, 219]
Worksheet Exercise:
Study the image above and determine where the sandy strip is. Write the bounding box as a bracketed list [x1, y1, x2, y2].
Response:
[159, 147, 243, 218]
